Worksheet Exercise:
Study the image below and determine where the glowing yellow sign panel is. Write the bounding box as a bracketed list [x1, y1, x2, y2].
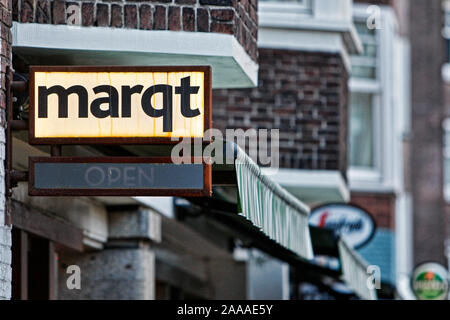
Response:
[29, 66, 211, 144]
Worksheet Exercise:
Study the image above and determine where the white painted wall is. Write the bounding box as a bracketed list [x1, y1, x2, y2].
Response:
[0, 226, 12, 300]
[313, 0, 353, 23]
[134, 197, 175, 219]
[246, 249, 290, 300]
[0, 123, 10, 299]
[258, 0, 361, 75]
[12, 23, 258, 89]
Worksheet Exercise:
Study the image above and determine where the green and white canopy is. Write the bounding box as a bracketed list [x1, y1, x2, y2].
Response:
[234, 147, 314, 260]
[230, 144, 377, 299]
[339, 239, 378, 300]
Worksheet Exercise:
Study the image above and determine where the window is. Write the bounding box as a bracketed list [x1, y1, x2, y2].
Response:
[259, 0, 310, 3]
[259, 0, 313, 17]
[259, 0, 312, 7]
[349, 92, 375, 168]
[351, 22, 379, 80]
[443, 4, 450, 202]
[258, 0, 356, 40]
[443, 119, 450, 201]
[443, 0, 450, 62]
[442, 1, 450, 84]
[348, 19, 381, 174]
[348, 4, 401, 191]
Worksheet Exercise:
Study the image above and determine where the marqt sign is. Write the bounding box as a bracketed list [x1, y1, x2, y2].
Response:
[26, 66, 213, 197]
[309, 203, 376, 249]
[29, 66, 212, 144]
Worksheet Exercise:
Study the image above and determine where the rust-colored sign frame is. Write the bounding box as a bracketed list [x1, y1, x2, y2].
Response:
[29, 156, 212, 197]
[28, 65, 212, 145]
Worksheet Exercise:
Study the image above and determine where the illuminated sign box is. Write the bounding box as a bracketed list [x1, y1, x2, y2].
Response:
[29, 157, 212, 197]
[29, 66, 212, 144]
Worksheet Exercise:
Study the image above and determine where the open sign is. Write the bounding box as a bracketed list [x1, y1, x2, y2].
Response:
[28, 157, 212, 197]
[29, 66, 212, 145]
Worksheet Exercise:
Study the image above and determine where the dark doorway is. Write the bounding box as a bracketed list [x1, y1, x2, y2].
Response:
[11, 228, 58, 300]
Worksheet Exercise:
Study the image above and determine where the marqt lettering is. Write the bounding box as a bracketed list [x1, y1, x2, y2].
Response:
[38, 76, 201, 133]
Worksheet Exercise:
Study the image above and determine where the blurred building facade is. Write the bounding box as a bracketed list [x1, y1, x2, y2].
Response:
[410, 0, 447, 268]
[350, 0, 411, 295]
[0, 0, 368, 300]
[0, 0, 10, 299]
[356, 0, 450, 298]
[213, 0, 360, 298]
[214, 0, 412, 297]
[1, 0, 262, 300]
[441, 0, 450, 273]
[2, 0, 449, 301]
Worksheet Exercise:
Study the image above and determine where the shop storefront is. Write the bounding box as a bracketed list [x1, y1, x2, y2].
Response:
[0, 0, 381, 301]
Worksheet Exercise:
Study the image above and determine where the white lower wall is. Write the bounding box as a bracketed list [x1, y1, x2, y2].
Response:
[0, 226, 12, 300]
[0, 124, 10, 299]
[246, 249, 290, 300]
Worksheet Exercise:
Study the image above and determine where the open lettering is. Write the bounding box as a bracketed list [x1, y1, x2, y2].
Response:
[38, 76, 201, 133]
[84, 165, 155, 188]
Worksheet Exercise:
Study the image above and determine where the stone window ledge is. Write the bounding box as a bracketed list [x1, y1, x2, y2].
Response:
[12, 22, 258, 89]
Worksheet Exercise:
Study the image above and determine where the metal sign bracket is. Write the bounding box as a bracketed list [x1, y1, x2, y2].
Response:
[5, 67, 29, 225]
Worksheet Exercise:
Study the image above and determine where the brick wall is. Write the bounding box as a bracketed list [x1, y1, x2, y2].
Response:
[12, 0, 258, 62]
[351, 193, 395, 230]
[213, 49, 348, 176]
[0, 225, 11, 300]
[0, 0, 11, 301]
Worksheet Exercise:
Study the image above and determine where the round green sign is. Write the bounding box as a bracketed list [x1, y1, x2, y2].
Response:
[412, 263, 449, 300]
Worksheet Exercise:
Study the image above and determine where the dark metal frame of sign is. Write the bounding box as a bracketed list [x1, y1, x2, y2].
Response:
[28, 65, 212, 145]
[28, 157, 212, 197]
[3, 66, 213, 205]
[310, 202, 377, 250]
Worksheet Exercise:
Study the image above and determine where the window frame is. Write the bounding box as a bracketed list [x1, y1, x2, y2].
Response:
[443, 119, 450, 202]
[259, 0, 313, 16]
[348, 89, 382, 178]
[443, 0, 450, 39]
[258, 0, 314, 27]
[348, 4, 397, 192]
[348, 14, 383, 181]
[442, 2, 450, 203]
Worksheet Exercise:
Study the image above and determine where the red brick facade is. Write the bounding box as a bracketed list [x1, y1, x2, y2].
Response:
[213, 49, 349, 176]
[0, 0, 10, 110]
[351, 193, 395, 230]
[12, 0, 258, 62]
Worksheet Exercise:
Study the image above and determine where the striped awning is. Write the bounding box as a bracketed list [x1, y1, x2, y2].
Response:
[338, 239, 378, 300]
[231, 144, 377, 298]
[234, 147, 314, 260]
